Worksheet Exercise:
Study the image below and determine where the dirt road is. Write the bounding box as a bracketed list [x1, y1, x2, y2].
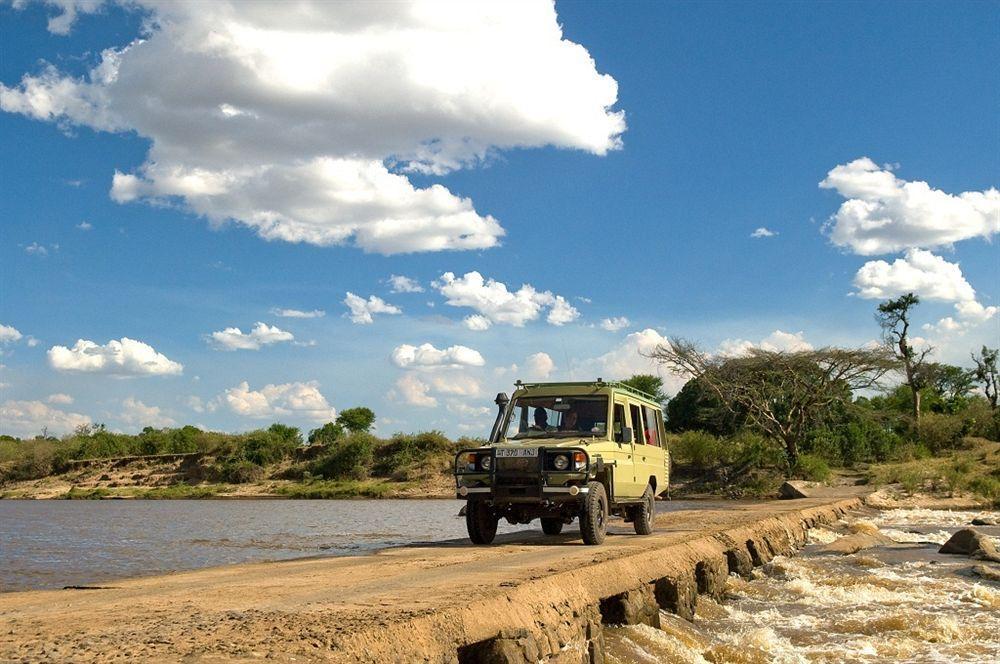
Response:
[0, 490, 865, 663]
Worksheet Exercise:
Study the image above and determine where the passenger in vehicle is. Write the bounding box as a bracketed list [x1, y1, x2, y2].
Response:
[560, 409, 579, 432]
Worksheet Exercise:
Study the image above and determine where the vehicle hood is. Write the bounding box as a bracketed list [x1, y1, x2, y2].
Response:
[493, 437, 595, 448]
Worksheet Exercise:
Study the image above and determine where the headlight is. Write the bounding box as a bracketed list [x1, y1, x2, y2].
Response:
[552, 454, 569, 471]
[480, 455, 492, 471]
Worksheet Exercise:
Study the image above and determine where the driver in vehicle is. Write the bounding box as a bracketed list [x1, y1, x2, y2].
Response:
[530, 407, 551, 431]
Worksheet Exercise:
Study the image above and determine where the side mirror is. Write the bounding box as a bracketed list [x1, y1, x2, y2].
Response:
[622, 427, 633, 444]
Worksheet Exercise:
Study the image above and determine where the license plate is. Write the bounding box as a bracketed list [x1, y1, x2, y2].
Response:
[495, 447, 537, 458]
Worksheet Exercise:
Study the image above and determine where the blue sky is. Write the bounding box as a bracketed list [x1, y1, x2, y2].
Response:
[1, 0, 997, 438]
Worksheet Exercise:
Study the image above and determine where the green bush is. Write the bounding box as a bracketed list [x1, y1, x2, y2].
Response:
[311, 432, 374, 480]
[668, 431, 723, 469]
[371, 430, 454, 479]
[217, 459, 265, 484]
[918, 413, 965, 453]
[730, 431, 786, 469]
[792, 454, 831, 482]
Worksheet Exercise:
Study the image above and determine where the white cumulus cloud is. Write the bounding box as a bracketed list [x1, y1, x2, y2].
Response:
[391, 373, 437, 408]
[751, 227, 777, 238]
[221, 380, 335, 421]
[387, 275, 424, 293]
[820, 157, 1000, 256]
[0, 324, 23, 344]
[3, 1, 624, 254]
[600, 316, 630, 332]
[0, 399, 91, 438]
[391, 343, 485, 369]
[343, 292, 402, 324]
[717, 330, 814, 357]
[270, 308, 325, 319]
[209, 322, 294, 351]
[853, 249, 977, 302]
[118, 397, 176, 429]
[48, 337, 183, 376]
[46, 393, 74, 405]
[434, 271, 579, 327]
[523, 352, 555, 380]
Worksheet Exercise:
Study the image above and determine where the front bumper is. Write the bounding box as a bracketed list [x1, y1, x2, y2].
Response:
[453, 446, 590, 502]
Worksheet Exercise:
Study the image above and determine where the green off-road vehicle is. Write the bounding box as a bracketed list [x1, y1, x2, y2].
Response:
[454, 380, 669, 545]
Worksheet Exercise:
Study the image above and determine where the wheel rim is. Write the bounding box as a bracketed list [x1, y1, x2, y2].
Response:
[597, 499, 605, 529]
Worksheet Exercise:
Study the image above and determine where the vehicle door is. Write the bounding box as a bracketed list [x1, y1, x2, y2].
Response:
[626, 401, 650, 498]
[610, 398, 640, 498]
[636, 404, 668, 494]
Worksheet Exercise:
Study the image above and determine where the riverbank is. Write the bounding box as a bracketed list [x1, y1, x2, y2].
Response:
[0, 490, 868, 663]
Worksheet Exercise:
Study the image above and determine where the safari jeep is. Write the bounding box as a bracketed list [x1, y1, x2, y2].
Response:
[454, 380, 669, 545]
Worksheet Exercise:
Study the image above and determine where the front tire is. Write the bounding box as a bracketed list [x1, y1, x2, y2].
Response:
[631, 485, 655, 535]
[541, 518, 564, 535]
[466, 500, 498, 544]
[580, 481, 608, 545]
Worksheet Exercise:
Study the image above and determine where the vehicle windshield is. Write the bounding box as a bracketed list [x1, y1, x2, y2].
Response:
[504, 395, 608, 439]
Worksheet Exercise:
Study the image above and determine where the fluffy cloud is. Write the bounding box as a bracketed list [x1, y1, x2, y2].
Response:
[387, 275, 424, 293]
[583, 328, 667, 377]
[463, 315, 492, 331]
[523, 352, 555, 380]
[270, 308, 324, 319]
[717, 330, 814, 357]
[0, 324, 23, 344]
[391, 373, 437, 408]
[434, 271, 579, 327]
[750, 227, 777, 238]
[391, 343, 485, 369]
[3, 1, 624, 254]
[221, 380, 335, 421]
[343, 292, 402, 324]
[600, 316, 630, 332]
[820, 158, 1000, 256]
[853, 249, 997, 334]
[46, 393, 74, 404]
[76, 221, 93, 230]
[853, 249, 977, 302]
[0, 399, 91, 437]
[209, 322, 294, 351]
[118, 397, 176, 429]
[48, 337, 183, 376]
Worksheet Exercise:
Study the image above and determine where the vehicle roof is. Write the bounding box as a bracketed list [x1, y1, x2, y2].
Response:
[513, 380, 663, 409]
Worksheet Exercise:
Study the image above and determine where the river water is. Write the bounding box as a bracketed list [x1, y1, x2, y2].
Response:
[3, 501, 998, 662]
[605, 508, 1000, 664]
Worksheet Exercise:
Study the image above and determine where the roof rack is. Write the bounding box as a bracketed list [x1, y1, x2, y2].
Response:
[513, 380, 661, 405]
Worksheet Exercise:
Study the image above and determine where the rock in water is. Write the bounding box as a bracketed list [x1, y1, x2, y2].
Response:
[939, 528, 1000, 562]
[779, 481, 811, 499]
[971, 516, 998, 526]
[971, 564, 1000, 583]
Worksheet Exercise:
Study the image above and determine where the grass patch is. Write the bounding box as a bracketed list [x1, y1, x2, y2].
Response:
[275, 479, 402, 499]
[867, 437, 1000, 506]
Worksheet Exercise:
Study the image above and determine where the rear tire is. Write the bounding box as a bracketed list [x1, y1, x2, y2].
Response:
[466, 500, 498, 544]
[580, 481, 608, 545]
[632, 485, 655, 535]
[541, 518, 564, 536]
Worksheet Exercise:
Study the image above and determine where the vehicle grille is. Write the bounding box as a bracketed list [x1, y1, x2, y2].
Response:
[495, 457, 536, 473]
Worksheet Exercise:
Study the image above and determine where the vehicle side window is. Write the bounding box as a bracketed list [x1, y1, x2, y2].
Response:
[643, 405, 661, 447]
[613, 403, 627, 442]
[628, 403, 643, 444]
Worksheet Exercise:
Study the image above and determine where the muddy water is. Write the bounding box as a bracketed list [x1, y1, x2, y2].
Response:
[0, 498, 713, 592]
[605, 508, 1000, 664]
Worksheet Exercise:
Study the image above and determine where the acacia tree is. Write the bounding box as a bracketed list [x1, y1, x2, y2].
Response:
[876, 293, 933, 428]
[972, 346, 999, 410]
[649, 339, 896, 462]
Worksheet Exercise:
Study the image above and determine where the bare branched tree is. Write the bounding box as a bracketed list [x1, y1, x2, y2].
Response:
[649, 339, 897, 462]
[876, 293, 933, 429]
[972, 345, 999, 411]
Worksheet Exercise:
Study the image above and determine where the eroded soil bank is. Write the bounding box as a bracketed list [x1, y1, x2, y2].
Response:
[0, 488, 872, 663]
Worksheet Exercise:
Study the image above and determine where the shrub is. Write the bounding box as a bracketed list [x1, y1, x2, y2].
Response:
[217, 460, 265, 484]
[792, 454, 831, 482]
[730, 431, 786, 469]
[311, 433, 374, 480]
[371, 431, 454, 479]
[240, 427, 300, 466]
[669, 431, 723, 469]
[308, 422, 344, 445]
[918, 413, 965, 453]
